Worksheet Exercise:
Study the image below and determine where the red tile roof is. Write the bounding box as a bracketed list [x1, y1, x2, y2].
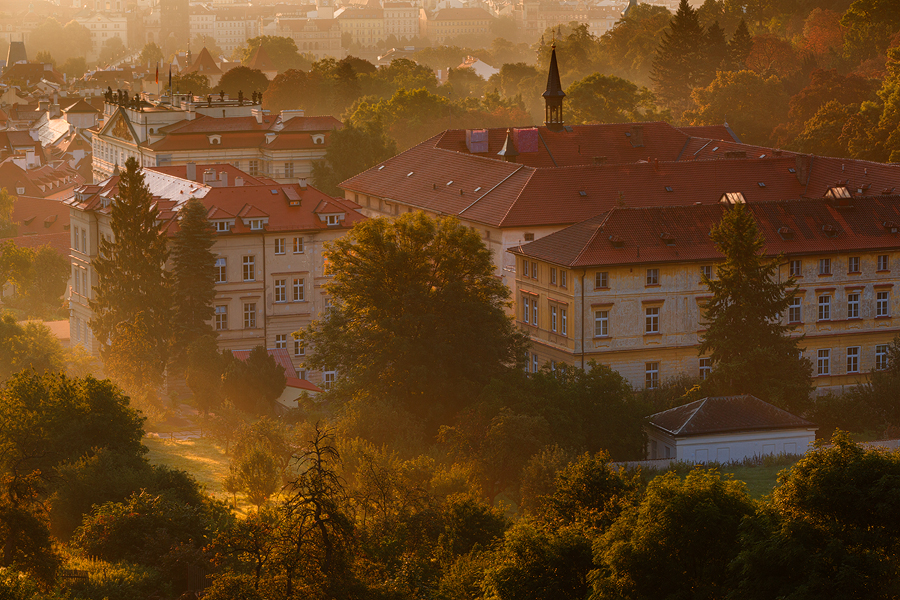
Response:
[6, 231, 70, 258]
[246, 44, 277, 72]
[510, 195, 900, 267]
[12, 194, 69, 235]
[182, 47, 222, 76]
[648, 395, 814, 437]
[342, 124, 900, 229]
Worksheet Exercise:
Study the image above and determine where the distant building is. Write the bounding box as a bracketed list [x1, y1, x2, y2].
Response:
[421, 7, 494, 45]
[66, 164, 365, 389]
[5, 40, 26, 67]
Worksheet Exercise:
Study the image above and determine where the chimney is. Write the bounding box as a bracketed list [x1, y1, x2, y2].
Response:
[203, 169, 216, 185]
[234, 176, 243, 187]
[298, 178, 307, 189]
[725, 150, 747, 159]
[38, 97, 49, 112]
[186, 162, 196, 181]
[630, 124, 644, 147]
[219, 171, 228, 187]
[25, 148, 34, 168]
[252, 108, 268, 124]
[593, 156, 607, 165]
[280, 109, 305, 121]
[796, 154, 811, 185]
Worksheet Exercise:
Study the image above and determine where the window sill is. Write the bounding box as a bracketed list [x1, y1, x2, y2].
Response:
[848, 271, 861, 275]
[644, 332, 661, 337]
[876, 315, 892, 320]
[645, 284, 660, 288]
[814, 373, 833, 378]
[877, 270, 891, 274]
[818, 273, 833, 277]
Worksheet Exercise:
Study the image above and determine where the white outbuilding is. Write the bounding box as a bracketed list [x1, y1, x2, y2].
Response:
[645, 395, 818, 464]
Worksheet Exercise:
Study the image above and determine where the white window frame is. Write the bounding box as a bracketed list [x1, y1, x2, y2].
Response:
[789, 259, 802, 277]
[701, 265, 712, 280]
[550, 267, 557, 285]
[818, 295, 831, 321]
[645, 306, 659, 334]
[274, 238, 285, 254]
[817, 349, 830, 376]
[848, 293, 860, 319]
[789, 297, 802, 323]
[849, 256, 860, 273]
[215, 305, 227, 330]
[878, 254, 890, 271]
[532, 298, 539, 326]
[646, 268, 659, 286]
[243, 302, 256, 329]
[523, 296, 530, 323]
[293, 237, 304, 253]
[275, 278, 286, 303]
[876, 345, 889, 370]
[700, 357, 711, 380]
[560, 270, 567, 288]
[242, 255, 255, 281]
[215, 257, 226, 283]
[877, 291, 890, 317]
[560, 308, 567, 336]
[645, 362, 659, 389]
[846, 346, 859, 373]
[550, 305, 557, 332]
[819, 258, 831, 275]
[595, 310, 609, 337]
[596, 271, 608, 289]
[293, 278, 305, 302]
[275, 333, 287, 349]
[294, 340, 305, 356]
[323, 370, 336, 390]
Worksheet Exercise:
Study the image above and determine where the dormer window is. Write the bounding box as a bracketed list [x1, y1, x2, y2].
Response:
[825, 186, 851, 199]
[249, 219, 264, 230]
[266, 133, 277, 144]
[778, 226, 794, 240]
[326, 214, 339, 226]
[822, 223, 839, 238]
[214, 221, 230, 232]
[208, 134, 221, 145]
[609, 235, 624, 248]
[312, 134, 325, 145]
[720, 192, 745, 205]
[660, 232, 675, 246]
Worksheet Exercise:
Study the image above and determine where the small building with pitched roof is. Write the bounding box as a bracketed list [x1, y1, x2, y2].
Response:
[645, 395, 817, 463]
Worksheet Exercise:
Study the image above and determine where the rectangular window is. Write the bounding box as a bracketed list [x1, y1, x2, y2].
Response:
[847, 346, 859, 373]
[818, 295, 830, 321]
[560, 308, 567, 336]
[242, 255, 255, 281]
[248, 160, 259, 176]
[819, 258, 831, 275]
[878, 254, 890, 271]
[73, 226, 79, 251]
[81, 229, 87, 254]
[645, 306, 659, 333]
[595, 310, 609, 337]
[849, 256, 860, 273]
[215, 221, 229, 232]
[323, 370, 336, 390]
[532, 298, 539, 326]
[645, 362, 659, 389]
[73, 266, 80, 294]
[789, 297, 802, 323]
[701, 265, 712, 280]
[293, 278, 305, 301]
[294, 340, 305, 356]
[848, 293, 860, 319]
[275, 279, 286, 302]
[790, 260, 802, 277]
[293, 237, 304, 253]
[274, 238, 285, 254]
[284, 162, 294, 178]
[700, 357, 711, 380]
[523, 296, 530, 323]
[215, 257, 226, 283]
[876, 345, 889, 370]
[550, 305, 558, 332]
[550, 267, 557, 285]
[531, 262, 538, 279]
[243, 302, 256, 329]
[275, 334, 286, 349]
[560, 270, 567, 288]
[215, 305, 227, 330]
[596, 271, 608, 289]
[646, 268, 659, 286]
[817, 349, 830, 375]
[82, 270, 88, 298]
[877, 291, 890, 317]
[532, 353, 538, 373]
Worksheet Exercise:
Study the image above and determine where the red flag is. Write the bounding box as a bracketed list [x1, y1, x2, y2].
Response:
[155, 65, 159, 84]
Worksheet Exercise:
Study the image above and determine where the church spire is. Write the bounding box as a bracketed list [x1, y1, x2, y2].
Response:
[543, 44, 565, 131]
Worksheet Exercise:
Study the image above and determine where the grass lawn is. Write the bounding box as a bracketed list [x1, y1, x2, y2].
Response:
[144, 436, 231, 501]
[721, 461, 797, 499]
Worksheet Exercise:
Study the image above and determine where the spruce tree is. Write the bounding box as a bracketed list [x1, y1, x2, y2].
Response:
[726, 19, 753, 71]
[702, 21, 728, 84]
[170, 197, 217, 364]
[90, 157, 171, 381]
[699, 203, 812, 413]
[650, 0, 706, 114]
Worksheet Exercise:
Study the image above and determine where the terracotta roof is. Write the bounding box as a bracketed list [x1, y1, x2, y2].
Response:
[148, 130, 333, 152]
[279, 115, 343, 132]
[342, 124, 900, 229]
[12, 195, 69, 235]
[431, 7, 494, 19]
[0, 63, 65, 86]
[161, 114, 277, 133]
[6, 231, 70, 258]
[183, 47, 222, 76]
[647, 395, 815, 437]
[676, 124, 740, 143]
[246, 44, 277, 72]
[509, 195, 900, 267]
[62, 99, 99, 114]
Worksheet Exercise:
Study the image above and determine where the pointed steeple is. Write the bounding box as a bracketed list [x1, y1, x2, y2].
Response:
[543, 44, 565, 131]
[497, 129, 519, 163]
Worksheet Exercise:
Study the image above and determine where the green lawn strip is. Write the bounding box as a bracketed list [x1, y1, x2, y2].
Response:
[721, 462, 797, 500]
[144, 436, 231, 501]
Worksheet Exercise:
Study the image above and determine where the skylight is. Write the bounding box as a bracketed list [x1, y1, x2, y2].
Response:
[378, 165, 385, 170]
[711, 146, 719, 152]
[446, 181, 453, 185]
[758, 182, 766, 187]
[474, 187, 482, 192]
[407, 171, 414, 177]
[579, 190, 587, 197]
[665, 186, 673, 192]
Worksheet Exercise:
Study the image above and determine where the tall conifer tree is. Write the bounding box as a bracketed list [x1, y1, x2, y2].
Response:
[726, 19, 753, 71]
[651, 0, 706, 114]
[90, 157, 171, 380]
[699, 203, 812, 413]
[170, 197, 217, 363]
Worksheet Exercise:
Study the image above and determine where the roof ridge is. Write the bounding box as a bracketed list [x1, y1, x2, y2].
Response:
[571, 210, 614, 266]
[673, 397, 708, 436]
[496, 167, 536, 226]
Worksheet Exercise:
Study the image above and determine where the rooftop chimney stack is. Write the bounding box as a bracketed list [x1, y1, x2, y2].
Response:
[796, 154, 811, 185]
[203, 169, 216, 185]
[186, 162, 196, 181]
[219, 171, 228, 187]
[630, 124, 644, 148]
[234, 176, 243, 187]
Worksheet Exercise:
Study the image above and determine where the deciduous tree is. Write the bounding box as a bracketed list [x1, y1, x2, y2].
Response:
[241, 36, 308, 73]
[311, 121, 397, 196]
[565, 73, 659, 124]
[218, 67, 269, 98]
[139, 43, 163, 67]
[298, 213, 528, 424]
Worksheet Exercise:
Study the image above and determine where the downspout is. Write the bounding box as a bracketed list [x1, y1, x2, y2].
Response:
[262, 232, 267, 345]
[580, 268, 586, 370]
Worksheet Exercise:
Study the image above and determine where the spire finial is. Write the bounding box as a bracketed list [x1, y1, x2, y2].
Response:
[543, 44, 566, 131]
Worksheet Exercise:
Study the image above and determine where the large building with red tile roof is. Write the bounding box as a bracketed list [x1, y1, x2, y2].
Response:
[340, 46, 900, 394]
[91, 94, 341, 186]
[65, 163, 365, 388]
